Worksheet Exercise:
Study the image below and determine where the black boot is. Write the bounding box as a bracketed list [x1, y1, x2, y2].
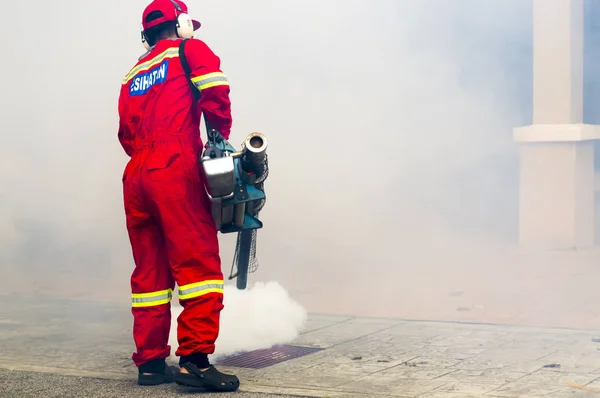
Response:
[137, 358, 178, 386]
[175, 353, 240, 391]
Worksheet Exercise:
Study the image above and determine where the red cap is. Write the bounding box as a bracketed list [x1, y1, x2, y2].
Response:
[142, 0, 201, 31]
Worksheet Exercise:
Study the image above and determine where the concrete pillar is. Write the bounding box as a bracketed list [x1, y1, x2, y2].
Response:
[513, 0, 600, 249]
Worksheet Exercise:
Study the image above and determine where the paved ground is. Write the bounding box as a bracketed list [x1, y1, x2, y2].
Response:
[0, 368, 307, 398]
[2, 297, 600, 397]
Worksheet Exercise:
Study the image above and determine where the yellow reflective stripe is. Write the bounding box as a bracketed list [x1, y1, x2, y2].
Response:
[178, 280, 224, 300]
[198, 80, 230, 90]
[122, 48, 180, 85]
[131, 288, 172, 307]
[131, 289, 172, 299]
[191, 72, 229, 90]
[132, 298, 171, 308]
[179, 288, 224, 300]
[179, 280, 224, 291]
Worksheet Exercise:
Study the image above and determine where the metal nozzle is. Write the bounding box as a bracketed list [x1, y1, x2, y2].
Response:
[243, 132, 268, 165]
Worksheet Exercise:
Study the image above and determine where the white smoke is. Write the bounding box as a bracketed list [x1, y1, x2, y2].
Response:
[169, 281, 307, 361]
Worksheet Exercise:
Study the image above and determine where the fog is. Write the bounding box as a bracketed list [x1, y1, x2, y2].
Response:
[170, 282, 307, 361]
[2, 0, 599, 334]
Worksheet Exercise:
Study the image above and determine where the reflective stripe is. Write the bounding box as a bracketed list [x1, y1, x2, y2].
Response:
[122, 48, 180, 85]
[131, 288, 172, 308]
[178, 280, 224, 300]
[191, 72, 229, 91]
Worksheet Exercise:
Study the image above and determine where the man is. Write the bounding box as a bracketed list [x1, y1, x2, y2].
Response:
[117, 0, 239, 391]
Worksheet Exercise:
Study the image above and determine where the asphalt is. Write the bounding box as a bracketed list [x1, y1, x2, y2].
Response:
[0, 368, 308, 398]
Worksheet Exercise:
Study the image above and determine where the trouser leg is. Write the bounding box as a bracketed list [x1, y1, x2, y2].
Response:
[125, 175, 175, 367]
[162, 193, 223, 358]
[147, 154, 224, 360]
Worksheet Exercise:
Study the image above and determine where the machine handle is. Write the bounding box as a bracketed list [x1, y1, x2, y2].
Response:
[207, 128, 224, 145]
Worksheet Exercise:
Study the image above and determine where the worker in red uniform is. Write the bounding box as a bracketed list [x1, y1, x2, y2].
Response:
[117, 0, 239, 391]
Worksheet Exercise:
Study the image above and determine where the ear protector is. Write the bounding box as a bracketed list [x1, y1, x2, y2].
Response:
[141, 24, 151, 51]
[169, 0, 195, 40]
[141, 0, 195, 50]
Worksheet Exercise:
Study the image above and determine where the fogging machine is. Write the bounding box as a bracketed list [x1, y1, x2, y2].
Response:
[200, 129, 269, 290]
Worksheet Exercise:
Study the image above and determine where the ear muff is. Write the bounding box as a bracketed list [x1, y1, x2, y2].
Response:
[175, 13, 194, 39]
[141, 24, 151, 50]
[168, 0, 194, 39]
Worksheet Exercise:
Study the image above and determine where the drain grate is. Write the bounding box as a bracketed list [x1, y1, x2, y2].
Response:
[214, 345, 324, 369]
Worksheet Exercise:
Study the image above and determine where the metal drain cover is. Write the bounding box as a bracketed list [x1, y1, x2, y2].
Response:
[215, 345, 324, 369]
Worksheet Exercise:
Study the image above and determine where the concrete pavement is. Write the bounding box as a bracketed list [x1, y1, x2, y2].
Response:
[0, 368, 307, 398]
[1, 296, 600, 397]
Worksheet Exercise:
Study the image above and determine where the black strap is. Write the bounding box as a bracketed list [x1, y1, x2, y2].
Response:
[179, 39, 217, 135]
[179, 39, 201, 102]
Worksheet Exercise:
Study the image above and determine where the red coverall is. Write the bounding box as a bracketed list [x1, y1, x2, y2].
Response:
[117, 37, 232, 367]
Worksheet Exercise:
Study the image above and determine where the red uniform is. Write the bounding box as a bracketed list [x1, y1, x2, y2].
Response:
[117, 37, 232, 367]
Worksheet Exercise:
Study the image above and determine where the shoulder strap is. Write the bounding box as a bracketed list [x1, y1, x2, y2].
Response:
[179, 39, 216, 134]
[179, 39, 201, 102]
